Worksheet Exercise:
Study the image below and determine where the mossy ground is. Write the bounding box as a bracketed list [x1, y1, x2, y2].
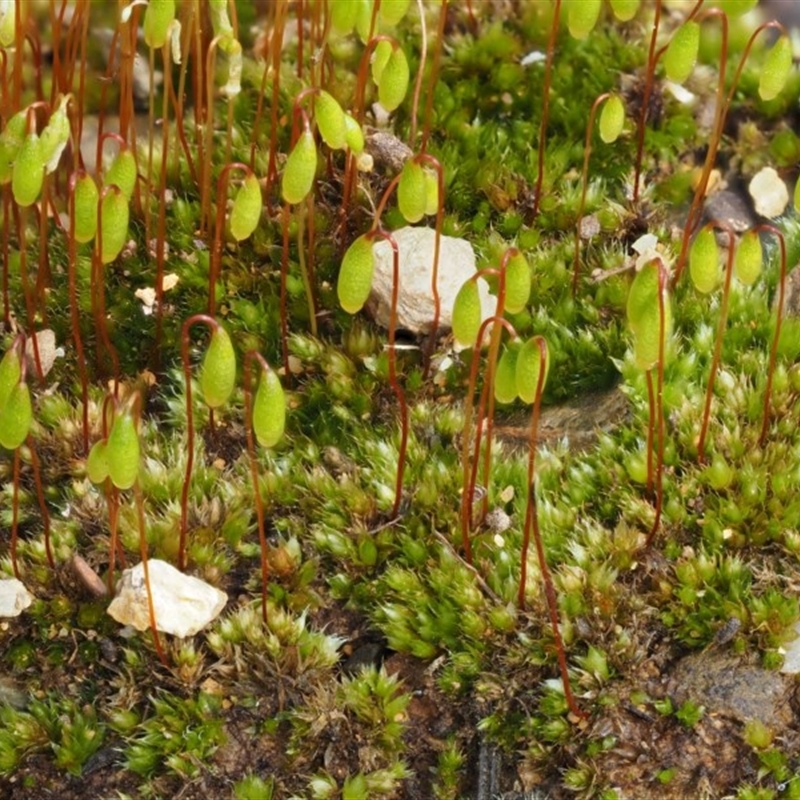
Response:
[3, 1, 800, 798]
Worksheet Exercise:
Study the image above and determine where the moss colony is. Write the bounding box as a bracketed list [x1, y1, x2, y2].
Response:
[2, 0, 800, 798]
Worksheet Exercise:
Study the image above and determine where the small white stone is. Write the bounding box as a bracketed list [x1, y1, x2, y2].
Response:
[0, 578, 34, 618]
[368, 226, 496, 337]
[107, 560, 227, 637]
[781, 620, 800, 674]
[749, 167, 789, 219]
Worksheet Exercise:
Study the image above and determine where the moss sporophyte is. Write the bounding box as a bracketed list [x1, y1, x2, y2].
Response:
[1, 1, 800, 797]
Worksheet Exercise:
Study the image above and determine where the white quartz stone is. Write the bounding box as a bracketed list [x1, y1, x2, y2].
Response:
[0, 578, 33, 618]
[368, 226, 496, 339]
[107, 560, 227, 637]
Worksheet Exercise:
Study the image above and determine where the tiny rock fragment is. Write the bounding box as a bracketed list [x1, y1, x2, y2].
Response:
[70, 554, 108, 598]
[579, 214, 601, 240]
[25, 329, 59, 377]
[749, 166, 789, 219]
[0, 578, 34, 618]
[107, 559, 228, 637]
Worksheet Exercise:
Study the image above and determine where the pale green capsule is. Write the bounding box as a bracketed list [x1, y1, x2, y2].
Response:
[378, 46, 409, 112]
[344, 113, 365, 154]
[397, 160, 427, 224]
[0, 111, 27, 185]
[143, 0, 176, 49]
[503, 252, 531, 316]
[609, 0, 640, 22]
[515, 336, 550, 405]
[0, 0, 15, 47]
[73, 173, 99, 244]
[627, 261, 671, 371]
[200, 325, 237, 409]
[423, 169, 439, 216]
[229, 174, 261, 242]
[495, 343, 520, 405]
[99, 190, 130, 264]
[252, 368, 286, 448]
[452, 280, 482, 349]
[337, 235, 375, 315]
[568, 0, 602, 40]
[315, 90, 347, 151]
[371, 39, 393, 86]
[104, 149, 137, 200]
[106, 410, 140, 490]
[0, 382, 31, 450]
[599, 95, 625, 144]
[86, 439, 110, 485]
[12, 133, 45, 208]
[664, 22, 700, 85]
[689, 227, 720, 295]
[759, 36, 793, 102]
[281, 129, 317, 205]
[380, 0, 410, 26]
[733, 230, 763, 287]
[40, 94, 71, 174]
[0, 346, 22, 413]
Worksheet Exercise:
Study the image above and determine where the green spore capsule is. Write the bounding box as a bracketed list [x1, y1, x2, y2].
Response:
[689, 226, 720, 295]
[344, 113, 365, 154]
[397, 160, 427, 224]
[0, 346, 22, 412]
[627, 261, 671, 371]
[106, 410, 140, 491]
[515, 336, 550, 405]
[664, 22, 700, 85]
[495, 342, 521, 405]
[281, 128, 317, 205]
[599, 94, 625, 144]
[200, 325, 237, 409]
[0, 382, 32, 451]
[229, 173, 261, 242]
[0, 111, 27, 185]
[378, 46, 409, 112]
[252, 368, 286, 449]
[567, 0, 602, 39]
[99, 189, 130, 264]
[337, 235, 375, 315]
[12, 133, 44, 208]
[733, 230, 763, 287]
[452, 280, 482, 349]
[104, 149, 137, 200]
[759, 35, 793, 102]
[503, 252, 531, 315]
[315, 90, 347, 150]
[609, 0, 640, 22]
[86, 439, 110, 485]
[371, 39, 393, 85]
[143, 0, 176, 49]
[73, 173, 99, 244]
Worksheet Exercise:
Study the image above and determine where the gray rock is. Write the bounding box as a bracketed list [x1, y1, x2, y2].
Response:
[0, 578, 33, 618]
[367, 226, 496, 338]
[107, 559, 227, 637]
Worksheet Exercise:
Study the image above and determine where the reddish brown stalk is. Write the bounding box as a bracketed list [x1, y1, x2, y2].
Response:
[696, 224, 736, 463]
[531, 0, 561, 220]
[419, 0, 447, 155]
[67, 171, 90, 453]
[116, 0, 140, 191]
[152, 34, 175, 369]
[370, 228, 409, 519]
[418, 154, 445, 377]
[279, 201, 291, 377]
[134, 481, 167, 666]
[645, 369, 655, 497]
[208, 162, 253, 317]
[673, 18, 787, 285]
[243, 350, 273, 623]
[477, 250, 520, 522]
[459, 312, 517, 564]
[106, 484, 120, 595]
[93, 185, 122, 392]
[757, 225, 787, 446]
[28, 439, 54, 569]
[300, 196, 319, 337]
[296, 0, 305, 80]
[2, 188, 10, 326]
[12, 0, 22, 108]
[200, 34, 226, 236]
[10, 448, 21, 579]
[519, 337, 585, 719]
[178, 314, 222, 571]
[17, 206, 45, 383]
[265, 0, 287, 194]
[573, 93, 611, 296]
[644, 262, 669, 548]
